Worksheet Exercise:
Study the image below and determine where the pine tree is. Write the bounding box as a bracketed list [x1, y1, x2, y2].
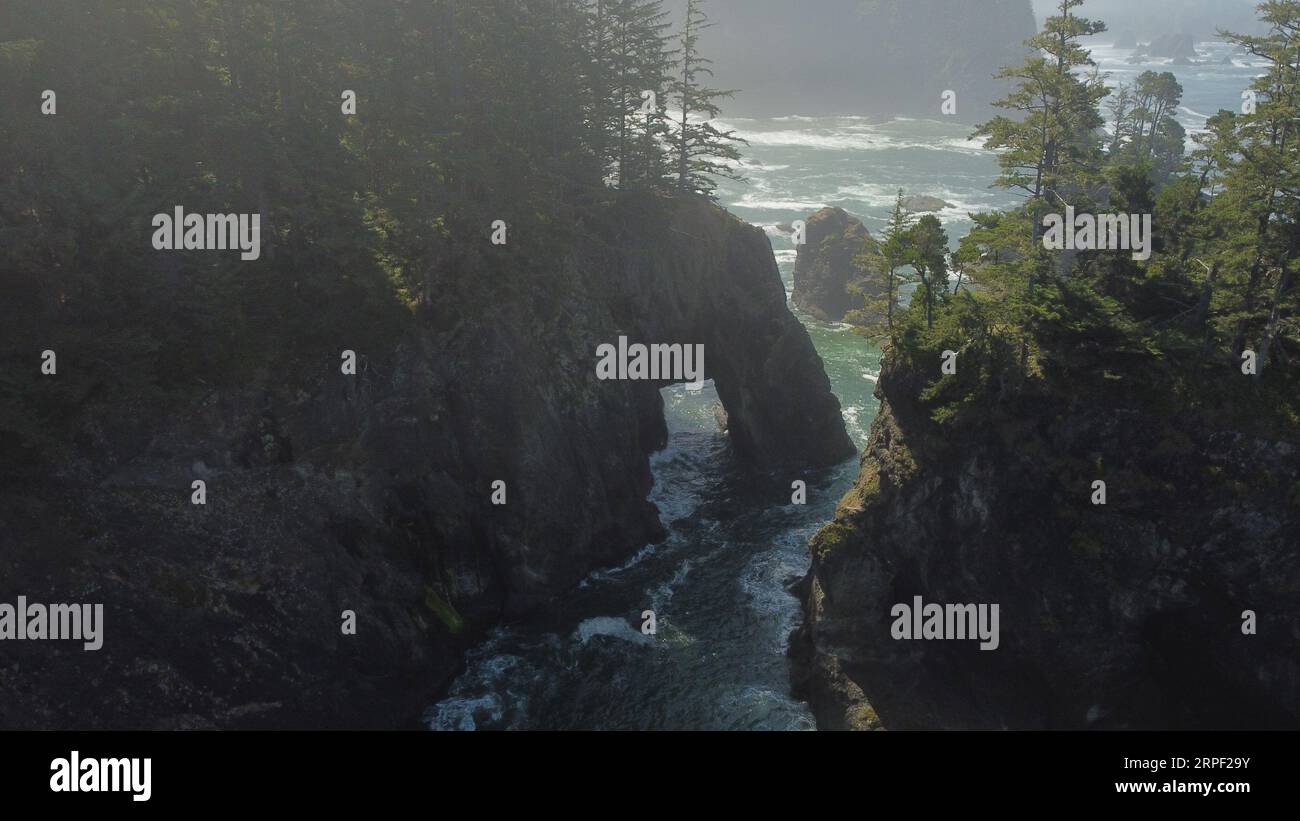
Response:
[1105, 83, 1135, 155]
[583, 0, 619, 181]
[1217, 0, 1300, 372]
[1107, 71, 1185, 181]
[974, 0, 1109, 247]
[908, 215, 950, 329]
[668, 0, 745, 198]
[606, 0, 673, 190]
[876, 190, 916, 331]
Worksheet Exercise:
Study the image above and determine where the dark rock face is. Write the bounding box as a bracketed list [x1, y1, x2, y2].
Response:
[792, 207, 884, 323]
[606, 198, 856, 466]
[1139, 33, 1198, 60]
[793, 346, 1300, 731]
[0, 196, 851, 729]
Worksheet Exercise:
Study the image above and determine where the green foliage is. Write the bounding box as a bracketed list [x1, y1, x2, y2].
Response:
[590, 0, 676, 190]
[668, 0, 746, 198]
[424, 585, 466, 635]
[855, 189, 917, 339]
[907, 215, 950, 329]
[0, 0, 748, 457]
[974, 0, 1109, 222]
[811, 521, 857, 562]
[892, 0, 1299, 441]
[1106, 71, 1186, 183]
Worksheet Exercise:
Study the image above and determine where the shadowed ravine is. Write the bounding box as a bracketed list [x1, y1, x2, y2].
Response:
[428, 255, 880, 730]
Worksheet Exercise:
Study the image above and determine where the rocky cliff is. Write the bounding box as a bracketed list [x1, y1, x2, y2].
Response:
[0, 195, 852, 729]
[793, 343, 1300, 730]
[792, 207, 884, 323]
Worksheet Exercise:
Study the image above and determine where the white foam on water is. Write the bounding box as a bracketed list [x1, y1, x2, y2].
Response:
[739, 125, 990, 157]
[828, 182, 904, 208]
[649, 383, 724, 525]
[721, 157, 791, 173]
[573, 616, 655, 647]
[823, 184, 1004, 218]
[738, 129, 895, 152]
[739, 548, 809, 651]
[891, 138, 988, 156]
[426, 647, 528, 731]
[716, 685, 816, 731]
[580, 542, 660, 587]
[731, 194, 828, 211]
[945, 134, 989, 151]
[648, 467, 701, 524]
[647, 554, 697, 611]
[426, 693, 503, 731]
[842, 406, 867, 443]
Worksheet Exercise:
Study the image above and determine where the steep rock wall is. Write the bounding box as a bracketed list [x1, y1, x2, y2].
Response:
[793, 345, 1300, 730]
[792, 207, 883, 323]
[0, 196, 851, 728]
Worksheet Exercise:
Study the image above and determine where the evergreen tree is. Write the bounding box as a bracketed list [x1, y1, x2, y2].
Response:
[1216, 1, 1300, 372]
[974, 0, 1109, 246]
[668, 0, 745, 198]
[874, 190, 916, 331]
[583, 0, 619, 181]
[605, 0, 674, 190]
[1108, 71, 1186, 182]
[907, 215, 950, 329]
[1105, 83, 1135, 155]
[898, 0, 1297, 430]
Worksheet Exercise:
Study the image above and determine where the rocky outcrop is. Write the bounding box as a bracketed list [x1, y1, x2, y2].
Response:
[793, 344, 1300, 730]
[0, 195, 851, 729]
[1136, 33, 1198, 61]
[603, 197, 855, 466]
[901, 195, 953, 213]
[792, 207, 884, 323]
